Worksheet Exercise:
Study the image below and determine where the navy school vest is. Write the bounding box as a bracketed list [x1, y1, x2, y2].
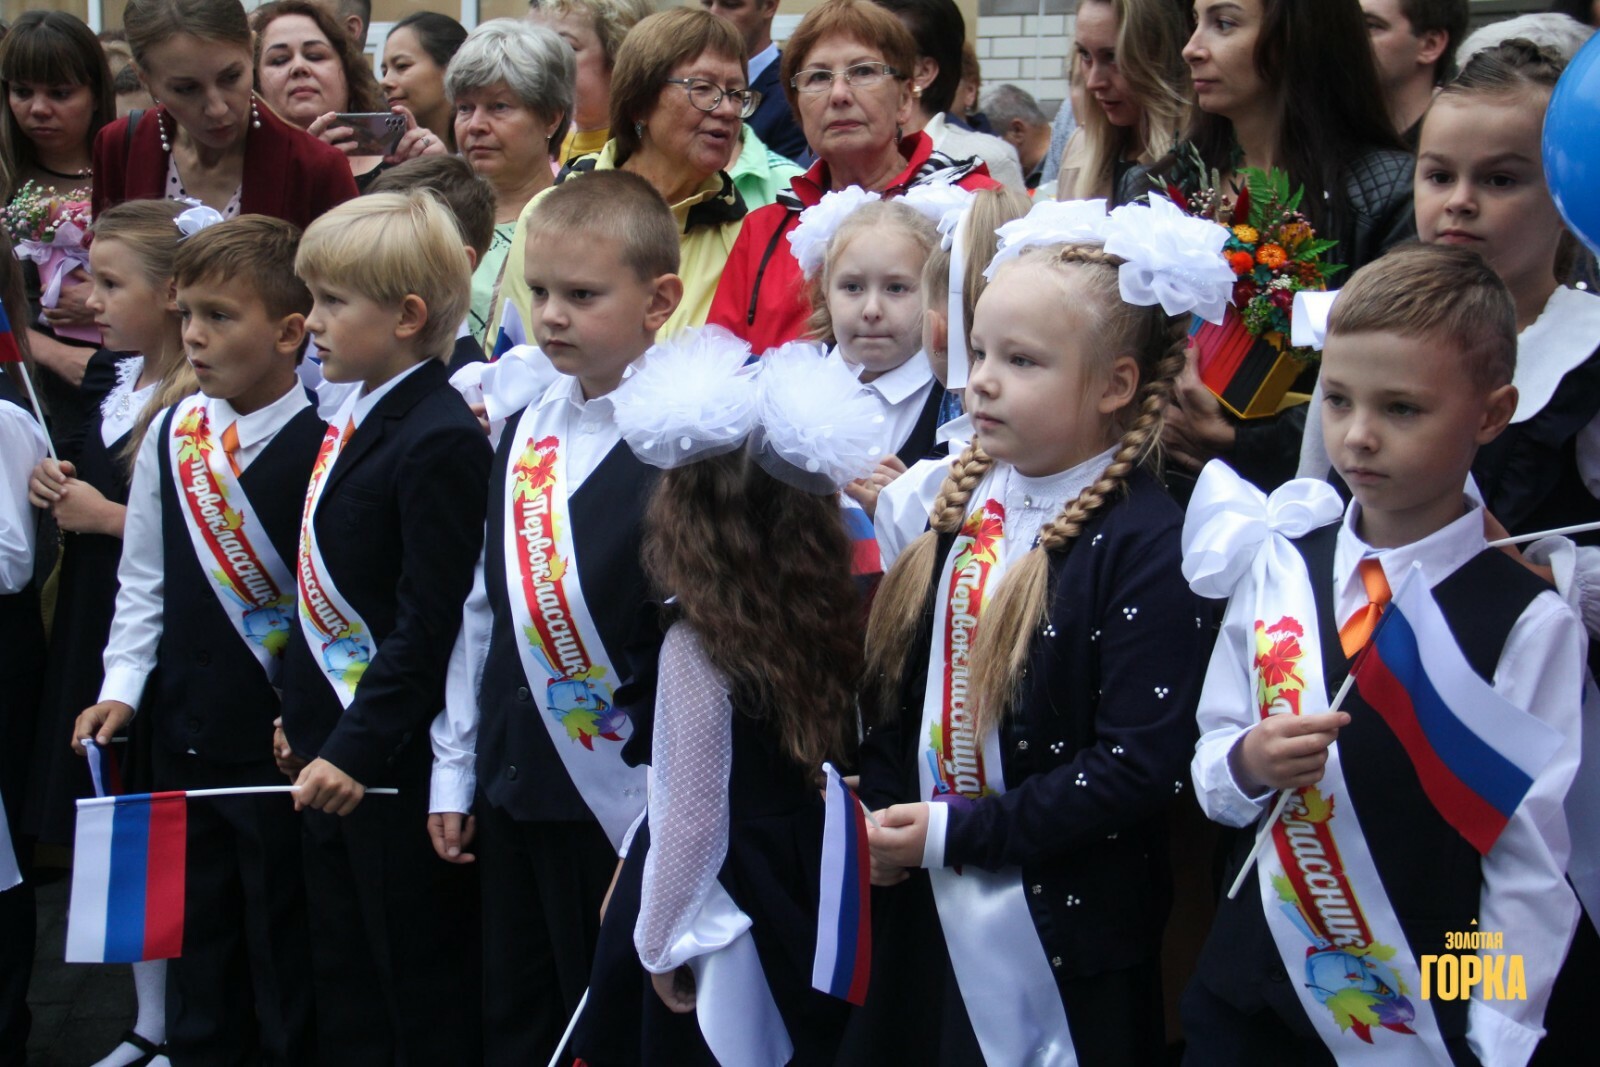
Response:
[153, 401, 326, 763]
[477, 421, 660, 822]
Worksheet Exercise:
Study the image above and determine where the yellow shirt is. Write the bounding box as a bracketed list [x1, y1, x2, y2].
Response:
[558, 127, 610, 168]
[489, 140, 746, 348]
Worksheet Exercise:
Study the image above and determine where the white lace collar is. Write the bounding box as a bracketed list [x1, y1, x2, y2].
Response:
[1513, 286, 1600, 424]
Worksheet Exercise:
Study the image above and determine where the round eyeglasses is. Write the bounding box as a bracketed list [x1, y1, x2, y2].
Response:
[663, 78, 762, 119]
[790, 63, 900, 93]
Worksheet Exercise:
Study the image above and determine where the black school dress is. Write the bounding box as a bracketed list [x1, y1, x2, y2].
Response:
[22, 351, 147, 842]
[572, 662, 851, 1066]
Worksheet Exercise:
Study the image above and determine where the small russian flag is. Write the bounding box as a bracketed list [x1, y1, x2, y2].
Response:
[1351, 566, 1565, 856]
[491, 297, 525, 362]
[66, 792, 187, 963]
[813, 763, 871, 1005]
[841, 499, 882, 579]
[0, 297, 25, 365]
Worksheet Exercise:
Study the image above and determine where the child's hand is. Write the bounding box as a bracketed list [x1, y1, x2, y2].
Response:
[49, 476, 119, 536]
[1230, 711, 1350, 794]
[650, 965, 697, 1013]
[28, 457, 70, 508]
[272, 717, 307, 780]
[72, 701, 134, 755]
[293, 758, 366, 816]
[843, 456, 908, 520]
[427, 812, 477, 864]
[868, 802, 930, 872]
[468, 401, 490, 437]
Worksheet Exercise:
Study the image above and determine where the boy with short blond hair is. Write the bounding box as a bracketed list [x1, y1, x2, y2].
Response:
[428, 170, 682, 1061]
[1183, 244, 1585, 1065]
[74, 215, 322, 1063]
[282, 190, 490, 1063]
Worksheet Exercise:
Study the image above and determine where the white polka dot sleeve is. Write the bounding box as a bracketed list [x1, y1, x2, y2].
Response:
[634, 622, 734, 975]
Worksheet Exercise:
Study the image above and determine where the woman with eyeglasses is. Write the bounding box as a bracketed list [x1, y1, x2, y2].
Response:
[491, 7, 752, 344]
[705, 0, 1000, 354]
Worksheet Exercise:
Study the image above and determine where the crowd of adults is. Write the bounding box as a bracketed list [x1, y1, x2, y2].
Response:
[4, 0, 1594, 417]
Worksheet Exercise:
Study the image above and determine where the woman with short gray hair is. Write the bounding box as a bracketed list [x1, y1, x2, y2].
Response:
[446, 17, 575, 342]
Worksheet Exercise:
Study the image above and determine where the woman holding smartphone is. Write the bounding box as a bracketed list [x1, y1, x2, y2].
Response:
[252, 0, 441, 190]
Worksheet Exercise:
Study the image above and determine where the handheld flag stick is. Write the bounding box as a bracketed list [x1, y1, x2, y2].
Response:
[546, 988, 588, 1067]
[1225, 668, 1360, 901]
[75, 785, 399, 807]
[1486, 519, 1600, 548]
[18, 367, 58, 462]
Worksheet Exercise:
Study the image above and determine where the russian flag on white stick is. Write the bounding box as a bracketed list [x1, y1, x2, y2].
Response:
[66, 792, 186, 963]
[812, 763, 871, 1005]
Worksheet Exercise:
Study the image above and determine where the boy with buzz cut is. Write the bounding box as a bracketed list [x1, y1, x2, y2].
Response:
[1181, 244, 1585, 1066]
[74, 215, 323, 1064]
[282, 190, 490, 1064]
[428, 169, 682, 1062]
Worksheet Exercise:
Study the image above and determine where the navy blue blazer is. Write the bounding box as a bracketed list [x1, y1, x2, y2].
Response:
[280, 359, 491, 786]
[860, 470, 1214, 978]
[749, 53, 810, 165]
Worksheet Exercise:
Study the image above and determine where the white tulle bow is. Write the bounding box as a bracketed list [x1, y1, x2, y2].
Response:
[984, 198, 1108, 280]
[752, 342, 887, 491]
[899, 183, 975, 248]
[611, 326, 757, 469]
[1181, 460, 1345, 599]
[448, 344, 561, 426]
[787, 187, 881, 278]
[175, 203, 225, 239]
[1291, 290, 1340, 350]
[1101, 195, 1235, 324]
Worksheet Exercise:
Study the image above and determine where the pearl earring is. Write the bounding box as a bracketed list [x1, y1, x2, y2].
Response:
[159, 110, 171, 152]
[251, 96, 261, 129]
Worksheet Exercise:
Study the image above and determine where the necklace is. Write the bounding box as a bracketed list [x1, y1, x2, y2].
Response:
[33, 161, 92, 181]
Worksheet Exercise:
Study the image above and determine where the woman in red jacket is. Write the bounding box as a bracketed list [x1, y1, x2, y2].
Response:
[91, 0, 357, 228]
[705, 0, 997, 353]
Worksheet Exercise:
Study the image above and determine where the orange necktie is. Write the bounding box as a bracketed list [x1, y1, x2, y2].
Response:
[342, 417, 355, 445]
[1338, 558, 1391, 658]
[220, 421, 242, 477]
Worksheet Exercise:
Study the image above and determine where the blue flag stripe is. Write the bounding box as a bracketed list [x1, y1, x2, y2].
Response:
[829, 782, 858, 995]
[104, 799, 150, 962]
[1374, 607, 1533, 819]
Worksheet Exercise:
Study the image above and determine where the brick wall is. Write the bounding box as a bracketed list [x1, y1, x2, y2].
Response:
[977, 0, 1075, 110]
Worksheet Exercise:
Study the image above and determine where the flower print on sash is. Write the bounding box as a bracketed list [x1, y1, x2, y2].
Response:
[502, 404, 647, 850]
[296, 419, 376, 707]
[917, 466, 1079, 1067]
[1182, 461, 1454, 1064]
[167, 396, 297, 683]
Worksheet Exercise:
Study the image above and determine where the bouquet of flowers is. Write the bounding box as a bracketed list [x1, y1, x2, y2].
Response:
[5, 180, 98, 344]
[1163, 157, 1342, 418]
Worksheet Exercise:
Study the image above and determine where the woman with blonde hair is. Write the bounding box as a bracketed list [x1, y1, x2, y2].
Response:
[1057, 0, 1189, 203]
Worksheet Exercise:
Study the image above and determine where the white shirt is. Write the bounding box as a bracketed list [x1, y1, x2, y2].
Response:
[922, 111, 1027, 195]
[872, 415, 971, 570]
[853, 350, 936, 460]
[0, 400, 49, 594]
[429, 374, 624, 813]
[99, 386, 312, 711]
[101, 356, 153, 448]
[1190, 501, 1585, 1066]
[748, 41, 779, 84]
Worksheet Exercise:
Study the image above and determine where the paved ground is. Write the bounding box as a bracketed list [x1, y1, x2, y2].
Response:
[25, 867, 136, 1066]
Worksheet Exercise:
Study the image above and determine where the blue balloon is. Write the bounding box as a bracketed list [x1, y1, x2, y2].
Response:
[1545, 32, 1600, 258]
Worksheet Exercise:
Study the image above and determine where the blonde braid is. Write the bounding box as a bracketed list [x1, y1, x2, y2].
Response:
[864, 440, 996, 717]
[968, 245, 1190, 735]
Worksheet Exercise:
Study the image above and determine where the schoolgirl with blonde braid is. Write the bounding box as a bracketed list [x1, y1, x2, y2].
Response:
[842, 197, 1227, 1066]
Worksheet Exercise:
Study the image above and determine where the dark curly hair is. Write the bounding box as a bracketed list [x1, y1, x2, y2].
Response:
[643, 449, 862, 771]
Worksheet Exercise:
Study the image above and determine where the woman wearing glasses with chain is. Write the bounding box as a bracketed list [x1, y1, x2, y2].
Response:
[491, 6, 754, 343]
[706, 0, 1000, 355]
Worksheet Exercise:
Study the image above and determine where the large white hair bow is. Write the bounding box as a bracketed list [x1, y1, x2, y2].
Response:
[611, 326, 757, 469]
[1181, 460, 1345, 599]
[751, 342, 888, 492]
[1101, 195, 1235, 324]
[1291, 290, 1340, 350]
[901, 183, 978, 387]
[787, 187, 881, 279]
[984, 198, 1109, 280]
